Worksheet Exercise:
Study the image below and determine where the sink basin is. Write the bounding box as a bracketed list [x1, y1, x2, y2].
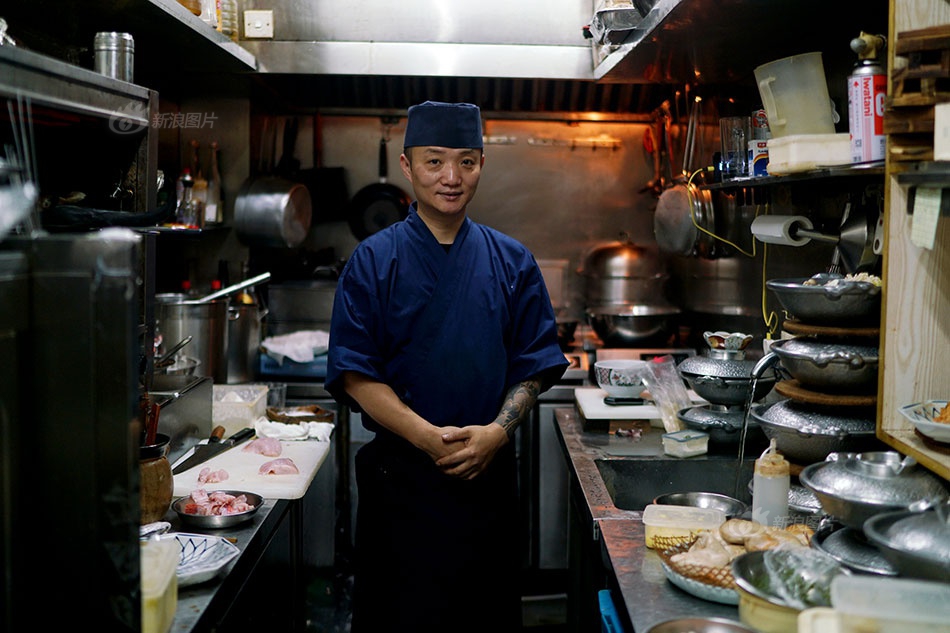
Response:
[595, 457, 754, 511]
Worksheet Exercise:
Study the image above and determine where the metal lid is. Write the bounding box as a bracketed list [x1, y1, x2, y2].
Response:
[578, 233, 665, 279]
[94, 31, 134, 50]
[867, 506, 950, 561]
[800, 452, 949, 507]
[752, 400, 876, 435]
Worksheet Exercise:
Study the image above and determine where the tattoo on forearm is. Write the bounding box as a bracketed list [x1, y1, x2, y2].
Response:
[497, 379, 541, 437]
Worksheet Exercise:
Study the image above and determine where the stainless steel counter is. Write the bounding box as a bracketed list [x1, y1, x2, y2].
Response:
[554, 406, 745, 631]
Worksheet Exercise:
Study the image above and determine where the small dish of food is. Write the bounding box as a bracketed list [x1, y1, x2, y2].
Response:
[898, 400, 950, 443]
[172, 489, 263, 529]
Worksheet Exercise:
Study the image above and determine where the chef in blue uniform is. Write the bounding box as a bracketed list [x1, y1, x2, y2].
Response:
[326, 101, 569, 632]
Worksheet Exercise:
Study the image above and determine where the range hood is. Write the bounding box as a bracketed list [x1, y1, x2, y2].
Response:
[240, 0, 595, 80]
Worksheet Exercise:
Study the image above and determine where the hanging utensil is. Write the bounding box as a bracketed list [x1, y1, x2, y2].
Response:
[154, 335, 193, 368]
[348, 118, 411, 240]
[193, 272, 271, 304]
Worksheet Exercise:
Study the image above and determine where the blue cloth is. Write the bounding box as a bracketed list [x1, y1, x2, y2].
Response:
[403, 101, 484, 149]
[326, 203, 568, 431]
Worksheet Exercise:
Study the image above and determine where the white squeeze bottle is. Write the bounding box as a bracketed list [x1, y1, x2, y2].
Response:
[751, 439, 790, 528]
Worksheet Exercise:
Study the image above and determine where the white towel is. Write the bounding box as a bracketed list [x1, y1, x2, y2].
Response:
[261, 330, 330, 364]
[254, 417, 334, 442]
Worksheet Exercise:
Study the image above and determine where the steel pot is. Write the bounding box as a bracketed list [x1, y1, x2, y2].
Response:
[766, 277, 881, 325]
[155, 293, 228, 383]
[579, 235, 671, 306]
[749, 400, 880, 464]
[768, 337, 878, 392]
[227, 303, 266, 383]
[799, 451, 949, 530]
[234, 176, 312, 249]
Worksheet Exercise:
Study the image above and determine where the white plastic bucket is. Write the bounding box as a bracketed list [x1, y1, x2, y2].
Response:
[754, 52, 836, 138]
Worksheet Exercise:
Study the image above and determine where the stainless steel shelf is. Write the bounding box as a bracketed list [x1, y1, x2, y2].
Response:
[594, 0, 889, 85]
[1, 0, 256, 85]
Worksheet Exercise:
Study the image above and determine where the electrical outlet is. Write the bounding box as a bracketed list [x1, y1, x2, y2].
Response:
[244, 9, 273, 39]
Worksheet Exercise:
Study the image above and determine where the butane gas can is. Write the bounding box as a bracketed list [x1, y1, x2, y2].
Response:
[848, 34, 887, 163]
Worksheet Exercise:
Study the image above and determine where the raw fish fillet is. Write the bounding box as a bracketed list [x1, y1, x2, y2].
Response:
[197, 466, 229, 484]
[259, 457, 299, 475]
[242, 436, 282, 457]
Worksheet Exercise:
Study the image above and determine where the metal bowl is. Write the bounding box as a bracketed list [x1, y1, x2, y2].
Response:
[863, 505, 950, 581]
[172, 490, 263, 529]
[680, 371, 776, 406]
[678, 405, 768, 447]
[587, 304, 680, 347]
[769, 337, 878, 392]
[766, 277, 881, 325]
[799, 452, 950, 530]
[732, 549, 848, 615]
[652, 491, 748, 519]
[647, 618, 757, 633]
[750, 400, 880, 464]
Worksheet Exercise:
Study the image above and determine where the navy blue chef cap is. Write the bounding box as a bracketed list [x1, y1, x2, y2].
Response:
[404, 101, 483, 150]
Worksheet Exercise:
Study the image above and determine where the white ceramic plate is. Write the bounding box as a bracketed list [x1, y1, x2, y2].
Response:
[898, 400, 950, 443]
[158, 532, 240, 587]
[660, 561, 739, 605]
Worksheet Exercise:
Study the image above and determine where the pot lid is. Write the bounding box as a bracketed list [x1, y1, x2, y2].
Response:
[867, 505, 950, 562]
[751, 400, 877, 435]
[800, 451, 950, 507]
[772, 337, 879, 367]
[578, 232, 666, 279]
[678, 353, 760, 379]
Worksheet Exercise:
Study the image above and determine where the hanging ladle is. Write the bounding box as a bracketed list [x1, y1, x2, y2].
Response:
[154, 335, 193, 369]
[193, 272, 271, 304]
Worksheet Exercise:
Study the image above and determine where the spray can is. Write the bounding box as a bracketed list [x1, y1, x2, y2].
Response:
[848, 32, 887, 164]
[751, 439, 790, 528]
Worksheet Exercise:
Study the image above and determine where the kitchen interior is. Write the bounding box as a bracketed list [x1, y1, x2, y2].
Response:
[1, 0, 950, 632]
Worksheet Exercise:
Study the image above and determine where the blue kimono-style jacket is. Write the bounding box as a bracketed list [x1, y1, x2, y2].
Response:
[326, 204, 568, 432]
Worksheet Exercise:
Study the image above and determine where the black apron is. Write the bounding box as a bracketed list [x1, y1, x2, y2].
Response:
[351, 433, 522, 633]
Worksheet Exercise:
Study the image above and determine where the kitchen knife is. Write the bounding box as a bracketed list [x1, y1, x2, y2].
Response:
[172, 426, 255, 475]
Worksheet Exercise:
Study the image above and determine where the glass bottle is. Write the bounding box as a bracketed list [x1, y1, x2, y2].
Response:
[176, 169, 200, 228]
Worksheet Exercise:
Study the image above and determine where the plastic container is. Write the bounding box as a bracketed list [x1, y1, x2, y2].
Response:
[642, 503, 725, 549]
[662, 430, 709, 458]
[141, 538, 179, 633]
[212, 384, 267, 435]
[831, 575, 950, 633]
[751, 439, 789, 528]
[754, 52, 836, 138]
[766, 133, 851, 174]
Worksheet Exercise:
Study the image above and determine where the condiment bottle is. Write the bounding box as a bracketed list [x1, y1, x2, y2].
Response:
[751, 438, 789, 528]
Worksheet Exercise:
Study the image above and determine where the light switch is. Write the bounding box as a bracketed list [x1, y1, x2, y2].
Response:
[244, 9, 274, 39]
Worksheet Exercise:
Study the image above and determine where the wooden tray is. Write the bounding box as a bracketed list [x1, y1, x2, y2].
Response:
[782, 319, 880, 339]
[774, 379, 877, 407]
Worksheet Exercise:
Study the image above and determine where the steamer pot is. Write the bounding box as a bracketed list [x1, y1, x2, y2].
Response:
[578, 235, 670, 306]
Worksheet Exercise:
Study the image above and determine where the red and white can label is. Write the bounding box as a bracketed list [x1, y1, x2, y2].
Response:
[848, 72, 886, 163]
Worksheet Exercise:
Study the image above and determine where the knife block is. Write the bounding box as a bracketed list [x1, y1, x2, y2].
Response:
[151, 374, 213, 465]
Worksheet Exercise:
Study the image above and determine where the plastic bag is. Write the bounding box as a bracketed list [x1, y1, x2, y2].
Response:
[637, 355, 690, 433]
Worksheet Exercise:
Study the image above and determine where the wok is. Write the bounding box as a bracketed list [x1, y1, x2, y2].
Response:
[349, 133, 410, 241]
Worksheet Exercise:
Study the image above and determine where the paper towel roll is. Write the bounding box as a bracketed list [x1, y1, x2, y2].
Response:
[750, 215, 814, 246]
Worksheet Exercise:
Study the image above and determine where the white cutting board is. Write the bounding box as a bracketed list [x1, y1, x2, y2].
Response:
[172, 439, 331, 500]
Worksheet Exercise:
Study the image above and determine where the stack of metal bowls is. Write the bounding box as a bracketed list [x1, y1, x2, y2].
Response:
[579, 235, 681, 347]
[800, 451, 950, 579]
[676, 331, 774, 446]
